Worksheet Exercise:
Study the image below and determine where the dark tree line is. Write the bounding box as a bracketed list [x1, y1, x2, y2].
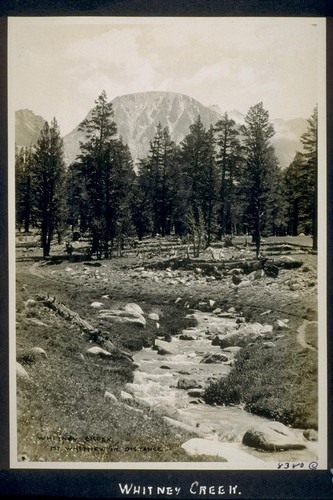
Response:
[15, 91, 318, 258]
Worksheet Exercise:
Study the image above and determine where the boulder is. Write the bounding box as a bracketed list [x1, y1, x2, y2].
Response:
[242, 421, 307, 451]
[16, 362, 30, 381]
[179, 334, 197, 341]
[104, 391, 118, 403]
[24, 299, 36, 308]
[238, 279, 252, 288]
[30, 347, 47, 358]
[124, 303, 144, 316]
[261, 324, 273, 335]
[274, 319, 290, 330]
[98, 309, 146, 327]
[148, 313, 159, 321]
[152, 402, 180, 419]
[219, 323, 264, 348]
[177, 378, 201, 390]
[187, 389, 205, 398]
[200, 353, 229, 364]
[102, 340, 117, 353]
[90, 302, 104, 308]
[248, 269, 264, 280]
[120, 390, 133, 401]
[303, 429, 318, 441]
[86, 346, 112, 358]
[263, 341, 275, 348]
[181, 438, 263, 466]
[302, 265, 315, 273]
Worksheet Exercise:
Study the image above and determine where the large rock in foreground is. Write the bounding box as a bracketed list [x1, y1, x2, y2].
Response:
[181, 438, 263, 466]
[218, 323, 264, 348]
[242, 421, 307, 451]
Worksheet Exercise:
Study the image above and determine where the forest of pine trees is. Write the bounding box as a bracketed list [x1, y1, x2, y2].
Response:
[15, 92, 318, 258]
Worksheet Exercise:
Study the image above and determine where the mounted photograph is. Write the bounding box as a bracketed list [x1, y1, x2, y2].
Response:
[8, 16, 326, 470]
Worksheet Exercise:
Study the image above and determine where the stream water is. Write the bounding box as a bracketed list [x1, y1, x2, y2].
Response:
[126, 310, 318, 466]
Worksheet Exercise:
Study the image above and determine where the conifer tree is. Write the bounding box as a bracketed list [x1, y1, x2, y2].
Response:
[214, 113, 242, 237]
[32, 118, 65, 257]
[77, 91, 135, 258]
[240, 102, 277, 257]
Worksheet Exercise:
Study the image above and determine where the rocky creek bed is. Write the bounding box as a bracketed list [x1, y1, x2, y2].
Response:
[125, 308, 318, 466]
[15, 235, 319, 464]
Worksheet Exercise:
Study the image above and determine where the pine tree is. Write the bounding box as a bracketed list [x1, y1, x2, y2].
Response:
[240, 102, 277, 257]
[301, 106, 318, 250]
[77, 91, 135, 258]
[16, 146, 34, 233]
[284, 107, 318, 248]
[32, 118, 65, 257]
[214, 113, 242, 237]
[136, 124, 180, 237]
[181, 116, 219, 246]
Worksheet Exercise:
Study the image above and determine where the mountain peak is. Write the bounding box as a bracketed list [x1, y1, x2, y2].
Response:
[15, 109, 47, 147]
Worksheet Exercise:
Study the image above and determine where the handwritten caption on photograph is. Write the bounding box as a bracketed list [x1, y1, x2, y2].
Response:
[119, 483, 241, 496]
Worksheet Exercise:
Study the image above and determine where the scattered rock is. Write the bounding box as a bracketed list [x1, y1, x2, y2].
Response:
[302, 265, 315, 273]
[179, 333, 197, 341]
[181, 438, 263, 465]
[120, 391, 133, 401]
[209, 300, 216, 307]
[232, 274, 242, 285]
[200, 353, 229, 363]
[148, 313, 159, 321]
[219, 323, 264, 348]
[91, 302, 104, 308]
[104, 391, 118, 403]
[248, 269, 264, 280]
[187, 389, 205, 398]
[212, 308, 222, 315]
[238, 279, 252, 288]
[86, 346, 112, 358]
[263, 341, 275, 348]
[99, 310, 146, 327]
[123, 404, 144, 414]
[16, 362, 30, 381]
[102, 340, 117, 353]
[303, 429, 318, 441]
[274, 319, 290, 330]
[177, 378, 201, 390]
[260, 324, 273, 335]
[124, 303, 145, 316]
[30, 347, 47, 358]
[24, 299, 36, 308]
[175, 297, 182, 304]
[242, 421, 307, 451]
[290, 283, 302, 291]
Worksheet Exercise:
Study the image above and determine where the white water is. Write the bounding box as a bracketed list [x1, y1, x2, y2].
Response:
[126, 310, 318, 465]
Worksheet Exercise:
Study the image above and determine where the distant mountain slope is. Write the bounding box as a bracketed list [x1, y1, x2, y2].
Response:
[15, 109, 46, 147]
[16, 92, 308, 169]
[63, 91, 222, 167]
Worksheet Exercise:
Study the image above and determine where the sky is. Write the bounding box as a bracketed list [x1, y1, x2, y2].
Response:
[9, 17, 325, 136]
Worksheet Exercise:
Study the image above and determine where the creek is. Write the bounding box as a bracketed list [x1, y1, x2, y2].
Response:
[126, 310, 318, 466]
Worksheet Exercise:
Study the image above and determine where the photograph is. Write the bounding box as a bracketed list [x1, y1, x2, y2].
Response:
[8, 15, 326, 476]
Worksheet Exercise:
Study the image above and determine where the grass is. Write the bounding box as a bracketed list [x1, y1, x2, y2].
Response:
[204, 334, 318, 429]
[16, 273, 212, 463]
[15, 233, 318, 462]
